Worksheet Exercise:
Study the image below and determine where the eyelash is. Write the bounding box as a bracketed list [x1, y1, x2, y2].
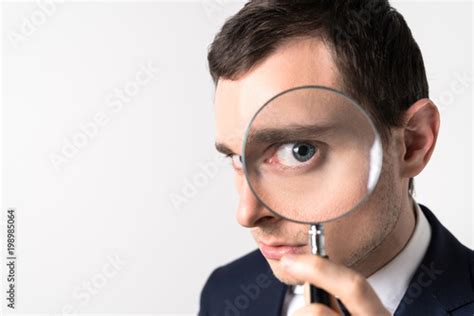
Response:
[225, 153, 243, 170]
[222, 140, 323, 171]
[265, 141, 324, 170]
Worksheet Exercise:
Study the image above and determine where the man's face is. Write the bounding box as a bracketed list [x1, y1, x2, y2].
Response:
[214, 37, 405, 284]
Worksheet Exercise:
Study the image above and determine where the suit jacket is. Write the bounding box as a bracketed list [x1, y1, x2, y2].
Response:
[199, 205, 474, 315]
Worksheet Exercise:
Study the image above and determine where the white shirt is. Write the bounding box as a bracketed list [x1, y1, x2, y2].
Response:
[281, 201, 432, 315]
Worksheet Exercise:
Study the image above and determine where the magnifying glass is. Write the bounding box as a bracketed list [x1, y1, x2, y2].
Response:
[242, 85, 383, 306]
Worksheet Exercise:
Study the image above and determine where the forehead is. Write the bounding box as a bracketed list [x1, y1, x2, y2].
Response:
[214, 37, 341, 153]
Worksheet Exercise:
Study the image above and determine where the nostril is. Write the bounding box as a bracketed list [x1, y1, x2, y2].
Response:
[254, 216, 275, 226]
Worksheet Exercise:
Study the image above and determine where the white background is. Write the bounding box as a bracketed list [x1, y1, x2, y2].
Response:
[1, 1, 472, 314]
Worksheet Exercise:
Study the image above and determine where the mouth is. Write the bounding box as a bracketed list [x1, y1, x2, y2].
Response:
[257, 241, 306, 260]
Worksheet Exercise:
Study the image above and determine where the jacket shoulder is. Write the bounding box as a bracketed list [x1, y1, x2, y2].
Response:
[199, 249, 282, 316]
[199, 250, 266, 303]
[208, 249, 267, 279]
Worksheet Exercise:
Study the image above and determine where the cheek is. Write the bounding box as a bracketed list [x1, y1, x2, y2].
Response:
[324, 154, 403, 263]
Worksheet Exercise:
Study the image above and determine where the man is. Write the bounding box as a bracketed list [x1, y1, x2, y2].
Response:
[199, 1, 474, 315]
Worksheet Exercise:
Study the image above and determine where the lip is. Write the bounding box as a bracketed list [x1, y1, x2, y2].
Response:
[258, 241, 306, 260]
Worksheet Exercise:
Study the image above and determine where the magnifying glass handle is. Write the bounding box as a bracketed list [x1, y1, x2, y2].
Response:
[310, 282, 331, 305]
[308, 224, 331, 305]
[309, 254, 331, 304]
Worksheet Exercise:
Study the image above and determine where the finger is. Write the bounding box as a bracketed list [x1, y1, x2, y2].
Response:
[292, 303, 340, 316]
[281, 254, 390, 315]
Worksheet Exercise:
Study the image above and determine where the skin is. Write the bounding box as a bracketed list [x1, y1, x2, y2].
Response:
[214, 37, 440, 315]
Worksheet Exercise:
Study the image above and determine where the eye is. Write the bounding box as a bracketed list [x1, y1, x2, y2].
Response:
[272, 142, 318, 167]
[229, 154, 243, 170]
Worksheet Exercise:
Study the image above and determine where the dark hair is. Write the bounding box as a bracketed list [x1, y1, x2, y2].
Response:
[207, 0, 427, 194]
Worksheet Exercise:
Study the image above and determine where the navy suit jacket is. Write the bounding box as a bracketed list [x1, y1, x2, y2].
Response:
[199, 205, 474, 315]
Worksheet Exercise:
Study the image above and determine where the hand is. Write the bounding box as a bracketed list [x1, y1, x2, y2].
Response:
[280, 254, 392, 316]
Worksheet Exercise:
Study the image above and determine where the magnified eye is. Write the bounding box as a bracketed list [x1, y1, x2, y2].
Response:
[273, 142, 317, 167]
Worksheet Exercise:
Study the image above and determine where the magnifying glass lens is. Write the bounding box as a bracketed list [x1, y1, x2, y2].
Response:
[242, 86, 382, 224]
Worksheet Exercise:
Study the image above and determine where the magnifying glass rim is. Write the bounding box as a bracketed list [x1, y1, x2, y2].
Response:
[241, 84, 383, 225]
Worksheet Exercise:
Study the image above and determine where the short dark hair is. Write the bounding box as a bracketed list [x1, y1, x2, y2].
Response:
[207, 0, 426, 194]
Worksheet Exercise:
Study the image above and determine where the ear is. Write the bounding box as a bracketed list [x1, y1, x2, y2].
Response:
[399, 98, 440, 178]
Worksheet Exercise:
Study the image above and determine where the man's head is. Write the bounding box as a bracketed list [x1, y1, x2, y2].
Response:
[209, 0, 440, 284]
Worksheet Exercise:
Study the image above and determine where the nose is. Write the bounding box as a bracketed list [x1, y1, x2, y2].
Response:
[236, 176, 275, 227]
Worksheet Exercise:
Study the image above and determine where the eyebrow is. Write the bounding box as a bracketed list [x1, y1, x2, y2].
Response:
[215, 142, 235, 155]
[214, 124, 335, 155]
[246, 124, 335, 145]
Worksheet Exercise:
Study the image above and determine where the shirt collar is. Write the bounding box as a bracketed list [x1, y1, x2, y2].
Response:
[366, 199, 431, 314]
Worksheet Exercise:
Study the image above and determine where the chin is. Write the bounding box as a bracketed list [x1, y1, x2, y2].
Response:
[266, 258, 302, 285]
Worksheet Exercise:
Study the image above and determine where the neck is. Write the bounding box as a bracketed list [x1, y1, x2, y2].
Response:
[352, 195, 417, 277]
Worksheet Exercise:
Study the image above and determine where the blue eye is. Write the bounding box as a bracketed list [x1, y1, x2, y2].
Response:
[292, 143, 316, 162]
[274, 142, 317, 167]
